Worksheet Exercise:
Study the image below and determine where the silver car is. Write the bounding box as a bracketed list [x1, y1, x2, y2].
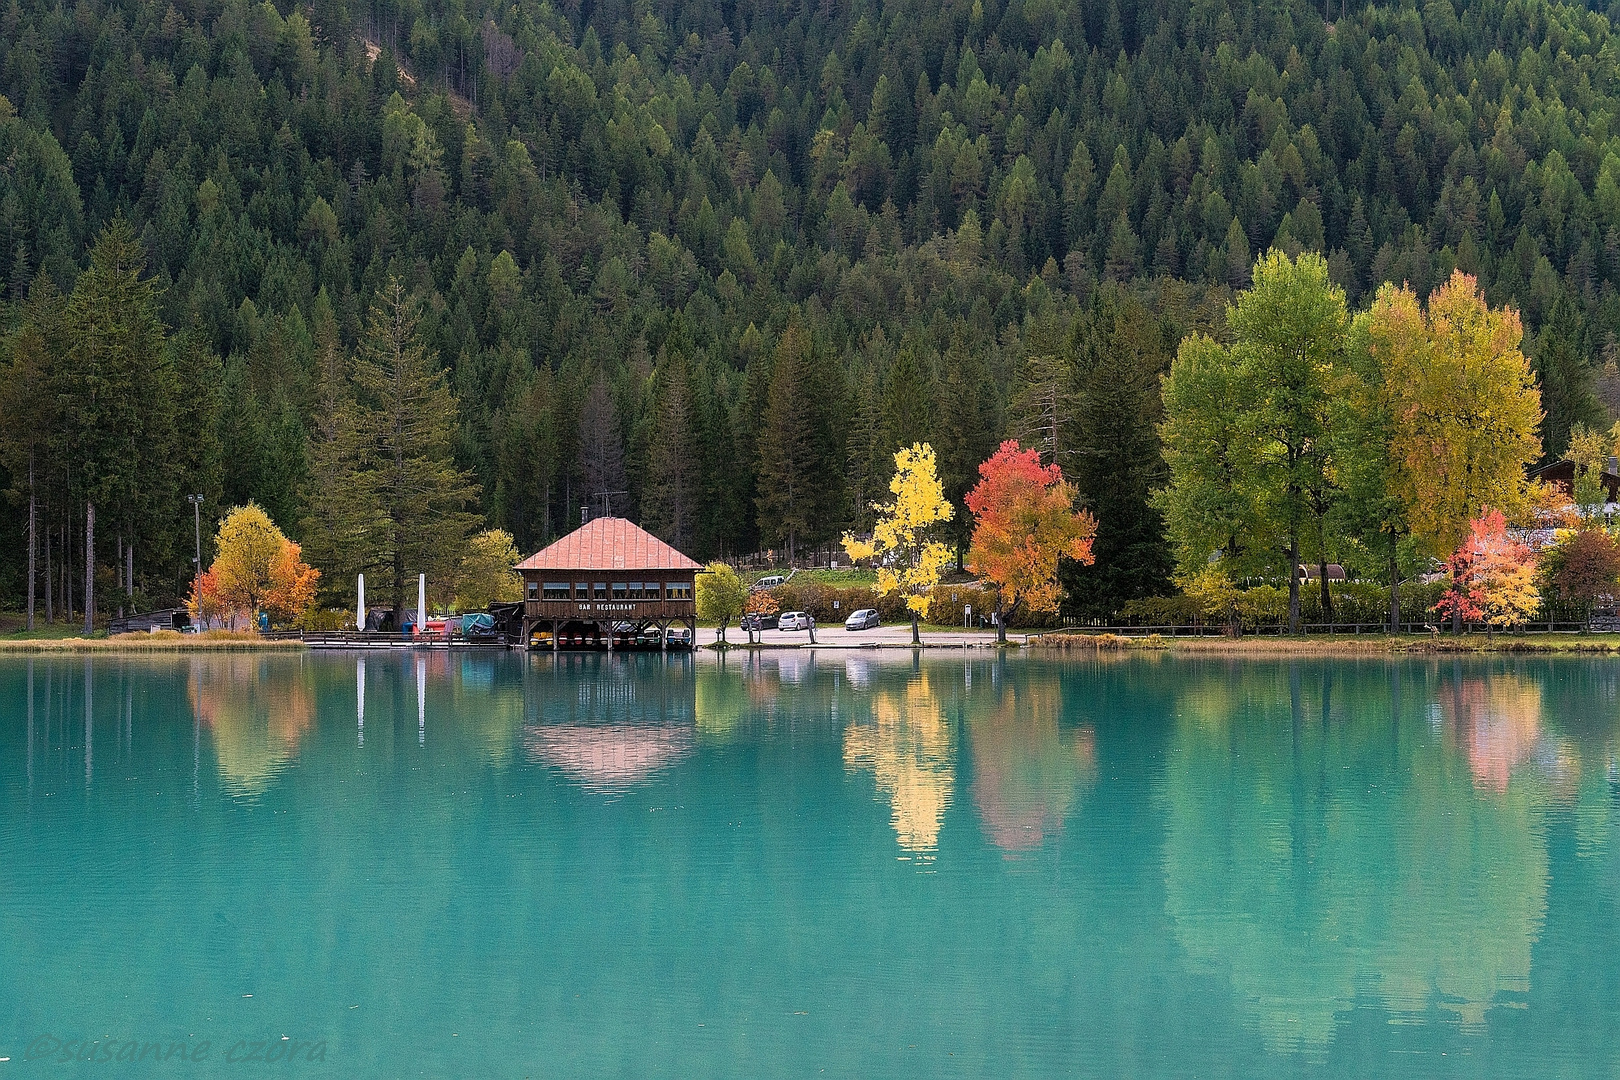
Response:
[844, 608, 880, 631]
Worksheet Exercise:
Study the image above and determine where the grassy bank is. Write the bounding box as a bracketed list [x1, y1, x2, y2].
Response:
[1032, 631, 1620, 655]
[0, 630, 304, 652]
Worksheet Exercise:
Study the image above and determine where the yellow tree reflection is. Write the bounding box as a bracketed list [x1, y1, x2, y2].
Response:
[844, 673, 954, 854]
[188, 656, 315, 796]
[970, 679, 1095, 852]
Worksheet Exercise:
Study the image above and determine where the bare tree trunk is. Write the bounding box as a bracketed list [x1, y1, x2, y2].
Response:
[84, 501, 95, 636]
[26, 451, 35, 632]
[1286, 538, 1302, 633]
[1387, 528, 1400, 633]
[45, 516, 53, 624]
[911, 608, 920, 645]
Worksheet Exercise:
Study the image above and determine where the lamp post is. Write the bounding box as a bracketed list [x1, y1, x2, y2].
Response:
[186, 494, 203, 609]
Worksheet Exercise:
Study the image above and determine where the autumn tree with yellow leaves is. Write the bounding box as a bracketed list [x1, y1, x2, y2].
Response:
[844, 443, 954, 645]
[192, 503, 319, 629]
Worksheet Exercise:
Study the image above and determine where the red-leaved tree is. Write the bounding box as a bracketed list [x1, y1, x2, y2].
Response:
[1434, 510, 1539, 634]
[965, 441, 1098, 643]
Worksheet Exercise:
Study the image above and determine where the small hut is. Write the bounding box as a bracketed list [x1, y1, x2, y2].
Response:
[515, 517, 701, 650]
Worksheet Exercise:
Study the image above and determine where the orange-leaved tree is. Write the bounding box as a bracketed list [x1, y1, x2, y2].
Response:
[965, 440, 1097, 643]
[188, 568, 228, 629]
[207, 503, 320, 629]
[265, 538, 321, 624]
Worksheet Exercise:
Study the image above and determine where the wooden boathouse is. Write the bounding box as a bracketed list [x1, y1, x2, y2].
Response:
[516, 517, 701, 650]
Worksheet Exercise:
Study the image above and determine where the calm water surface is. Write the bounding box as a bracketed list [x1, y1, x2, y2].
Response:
[2, 651, 1618, 1077]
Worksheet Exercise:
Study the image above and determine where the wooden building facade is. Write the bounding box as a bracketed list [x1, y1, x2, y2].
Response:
[515, 517, 701, 650]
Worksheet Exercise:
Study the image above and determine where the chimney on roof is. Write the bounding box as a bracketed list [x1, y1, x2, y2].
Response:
[581, 505, 591, 526]
[1607, 455, 1617, 476]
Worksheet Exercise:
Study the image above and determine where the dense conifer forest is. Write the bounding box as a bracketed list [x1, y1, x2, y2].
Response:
[2, 0, 1619, 618]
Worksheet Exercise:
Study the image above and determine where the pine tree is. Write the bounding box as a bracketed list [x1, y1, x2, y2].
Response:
[1534, 291, 1605, 460]
[643, 352, 701, 552]
[578, 372, 628, 518]
[300, 291, 377, 607]
[60, 217, 172, 632]
[1062, 289, 1176, 616]
[757, 320, 841, 562]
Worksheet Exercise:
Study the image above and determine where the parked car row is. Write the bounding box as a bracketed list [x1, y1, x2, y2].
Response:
[737, 609, 883, 633]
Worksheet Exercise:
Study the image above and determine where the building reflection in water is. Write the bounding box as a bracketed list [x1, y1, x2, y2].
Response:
[188, 655, 315, 796]
[523, 654, 695, 794]
[843, 671, 954, 856]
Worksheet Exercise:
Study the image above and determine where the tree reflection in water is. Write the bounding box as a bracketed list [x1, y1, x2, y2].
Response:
[188, 655, 315, 797]
[1162, 662, 1553, 1052]
[969, 675, 1095, 853]
[843, 670, 954, 856]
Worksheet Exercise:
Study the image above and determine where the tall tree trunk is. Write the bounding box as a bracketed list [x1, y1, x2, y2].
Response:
[45, 517, 53, 623]
[995, 596, 1007, 644]
[1387, 528, 1400, 633]
[84, 501, 95, 637]
[26, 451, 35, 632]
[1316, 519, 1333, 623]
[1286, 537, 1302, 633]
[911, 608, 921, 646]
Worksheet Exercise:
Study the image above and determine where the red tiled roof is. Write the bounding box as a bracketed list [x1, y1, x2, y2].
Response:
[515, 517, 703, 572]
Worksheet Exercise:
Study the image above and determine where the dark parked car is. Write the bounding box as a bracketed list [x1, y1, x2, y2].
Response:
[740, 611, 779, 631]
[844, 608, 881, 631]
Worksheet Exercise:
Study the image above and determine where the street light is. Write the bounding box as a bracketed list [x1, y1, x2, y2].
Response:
[186, 495, 203, 601]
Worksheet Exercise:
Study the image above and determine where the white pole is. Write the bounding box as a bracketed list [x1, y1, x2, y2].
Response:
[357, 573, 366, 632]
[418, 573, 427, 638]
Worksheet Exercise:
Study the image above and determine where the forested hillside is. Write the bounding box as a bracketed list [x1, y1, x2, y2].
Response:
[2, 0, 1619, 617]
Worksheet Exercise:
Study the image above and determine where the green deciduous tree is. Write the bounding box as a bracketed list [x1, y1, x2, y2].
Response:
[695, 561, 746, 644]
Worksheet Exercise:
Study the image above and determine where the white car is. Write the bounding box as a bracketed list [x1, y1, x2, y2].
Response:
[777, 611, 813, 631]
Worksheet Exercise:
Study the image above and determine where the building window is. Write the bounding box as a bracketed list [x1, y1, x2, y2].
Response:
[665, 582, 692, 601]
[526, 581, 538, 600]
[627, 581, 644, 599]
[575, 582, 589, 597]
[645, 582, 663, 600]
[594, 582, 608, 599]
[542, 582, 570, 600]
[612, 582, 628, 601]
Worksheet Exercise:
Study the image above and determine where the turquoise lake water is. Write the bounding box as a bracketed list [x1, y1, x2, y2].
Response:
[2, 650, 1618, 1077]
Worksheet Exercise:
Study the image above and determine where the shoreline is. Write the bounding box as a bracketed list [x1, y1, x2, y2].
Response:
[7, 632, 1620, 656]
[1030, 631, 1620, 655]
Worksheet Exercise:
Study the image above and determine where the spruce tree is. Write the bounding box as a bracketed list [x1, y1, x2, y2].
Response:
[350, 278, 481, 618]
[643, 351, 701, 552]
[1061, 288, 1175, 617]
[1534, 291, 1605, 461]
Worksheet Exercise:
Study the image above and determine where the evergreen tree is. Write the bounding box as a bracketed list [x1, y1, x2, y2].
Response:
[578, 372, 628, 518]
[642, 352, 701, 552]
[1534, 292, 1605, 461]
[60, 217, 174, 630]
[1062, 289, 1175, 617]
[757, 321, 841, 562]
